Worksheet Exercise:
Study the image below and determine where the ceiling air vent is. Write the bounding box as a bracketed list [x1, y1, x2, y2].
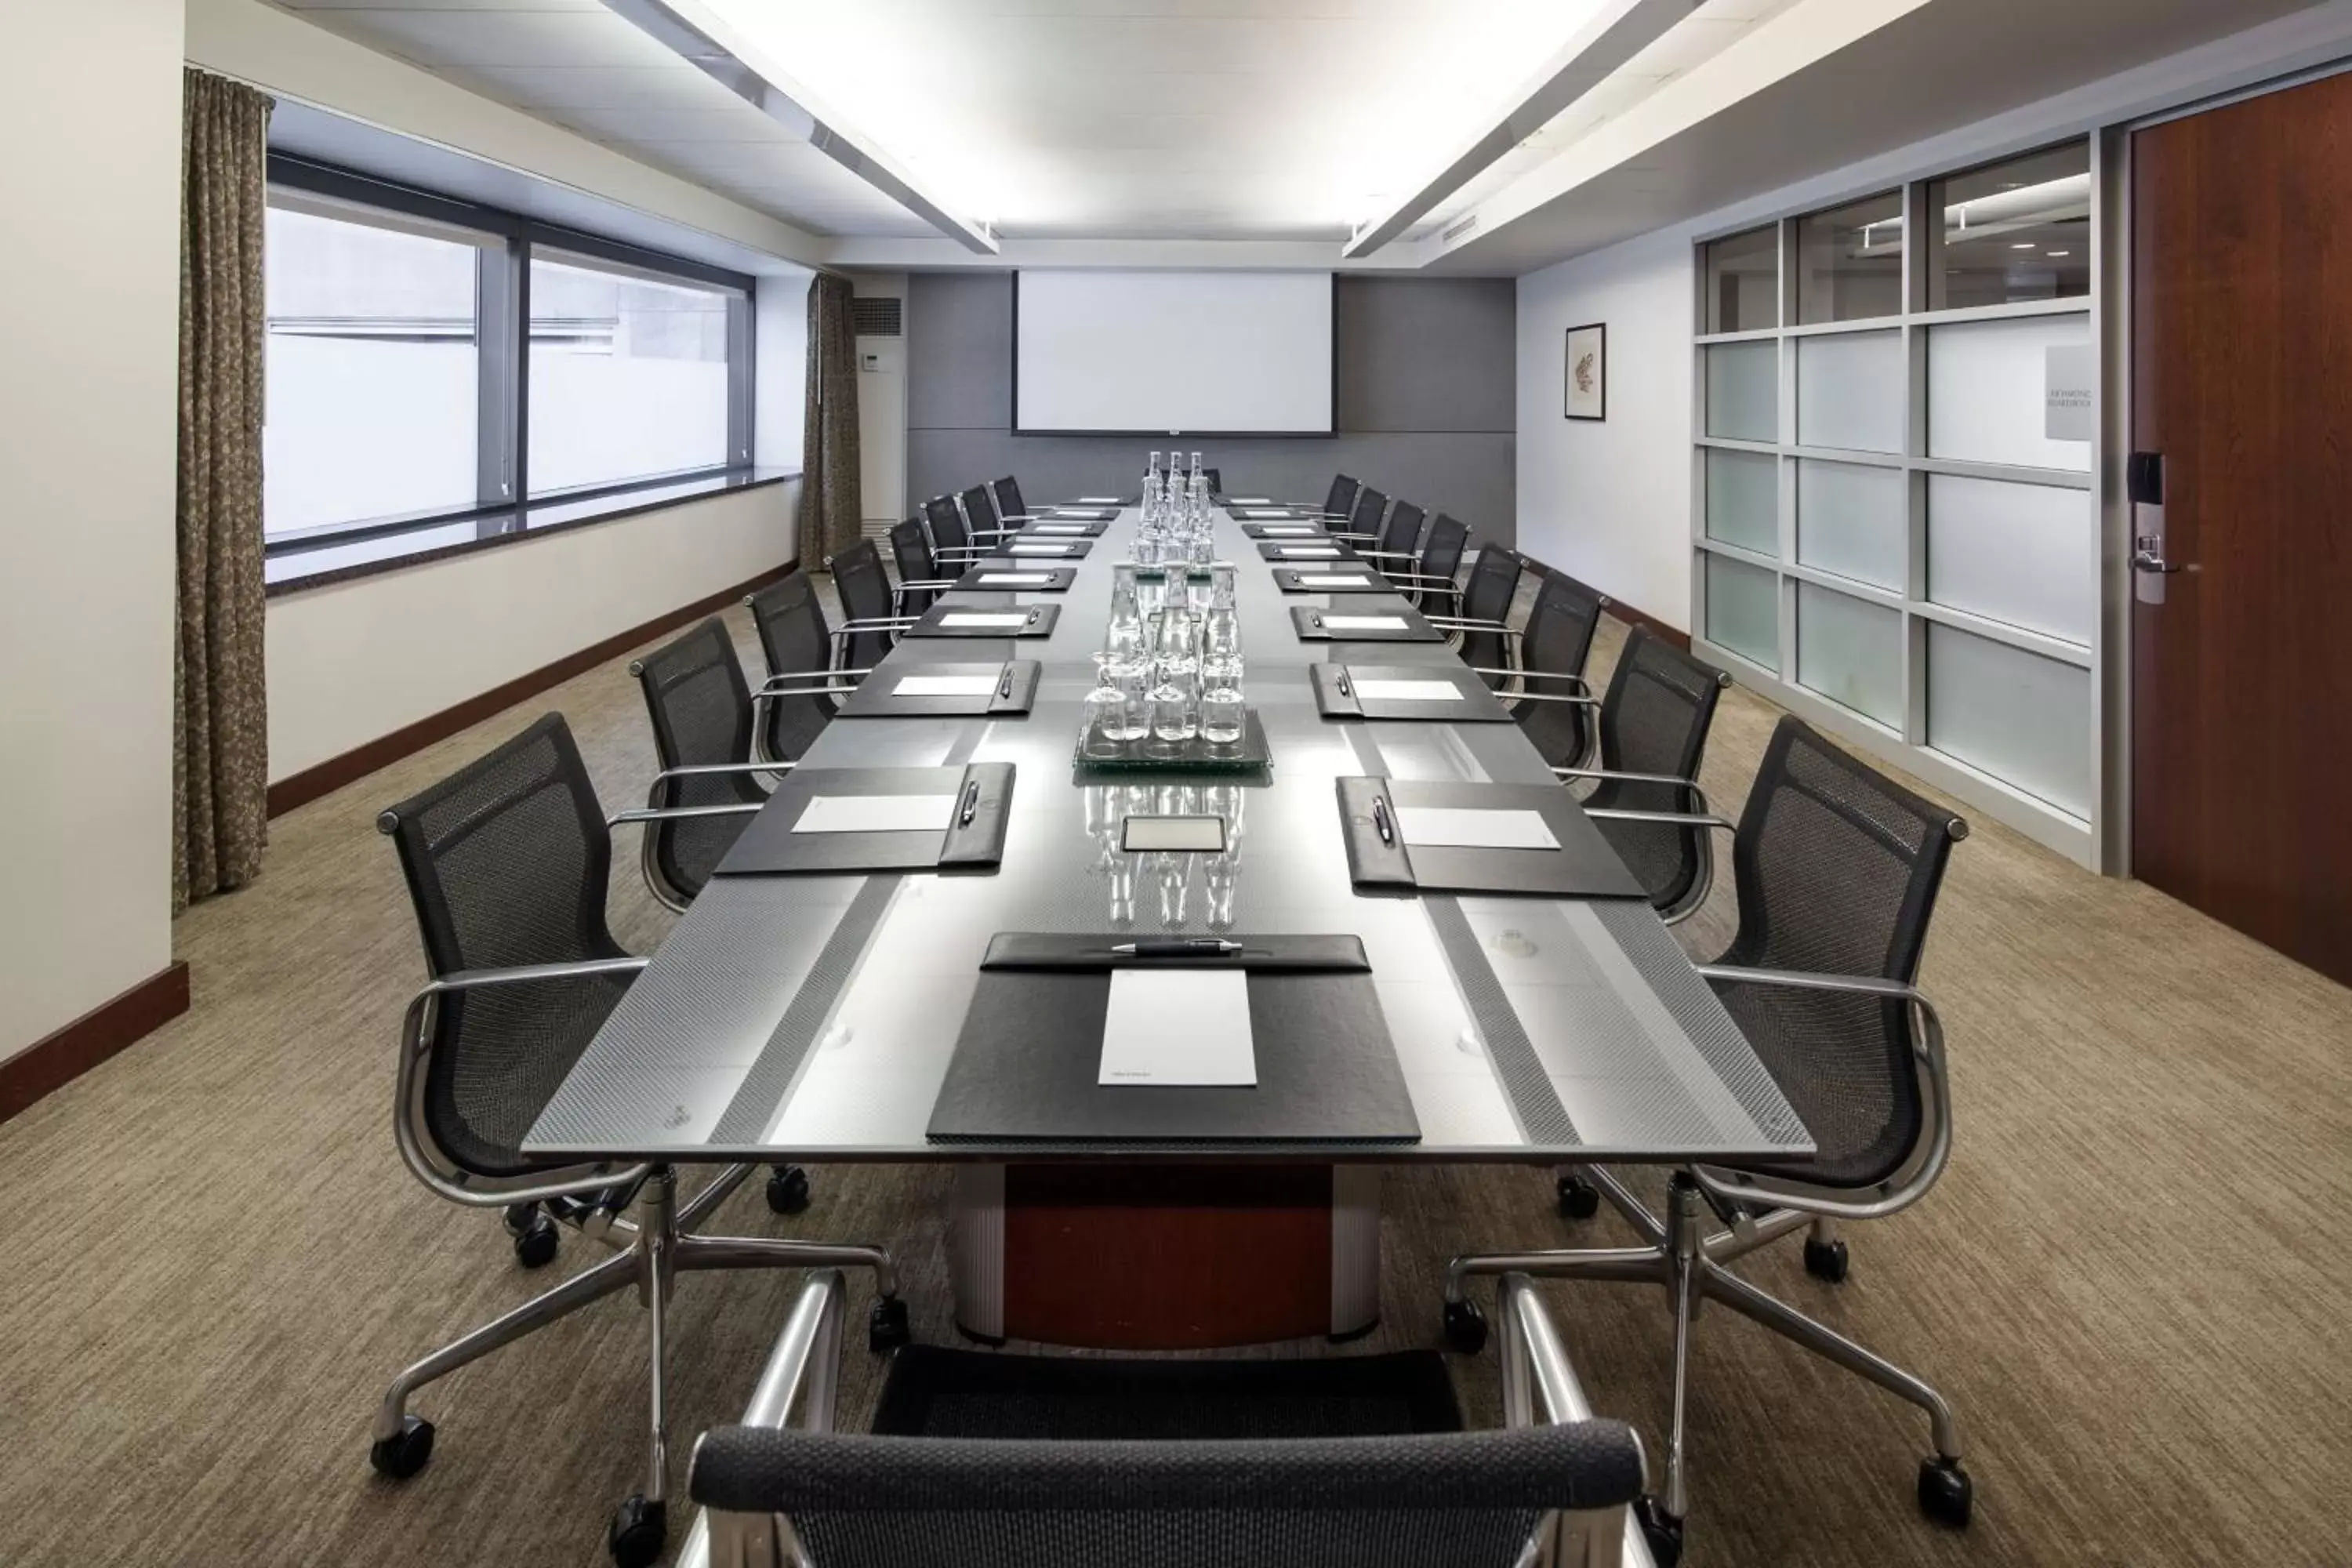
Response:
[851, 297, 902, 337]
[1441, 214, 1479, 245]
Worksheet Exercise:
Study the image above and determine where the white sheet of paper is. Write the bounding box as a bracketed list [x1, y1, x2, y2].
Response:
[1354, 679, 1463, 702]
[1259, 524, 1316, 535]
[976, 572, 1051, 585]
[1076, 495, 1122, 503]
[1229, 496, 1271, 504]
[942, 612, 1032, 628]
[1395, 807, 1561, 851]
[792, 794, 957, 835]
[1300, 574, 1372, 588]
[1099, 969, 1255, 1087]
[1033, 524, 1088, 534]
[1009, 543, 1070, 554]
[895, 674, 998, 696]
[1279, 546, 1341, 557]
[1323, 615, 1408, 631]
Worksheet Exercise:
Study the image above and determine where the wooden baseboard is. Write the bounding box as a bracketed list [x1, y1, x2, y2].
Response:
[1519, 555, 1692, 652]
[265, 560, 799, 818]
[1, 962, 192, 1126]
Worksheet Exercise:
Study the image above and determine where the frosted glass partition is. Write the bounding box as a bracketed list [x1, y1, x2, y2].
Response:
[1795, 330, 1904, 454]
[1704, 448, 1779, 556]
[1704, 342, 1777, 442]
[1926, 622, 2092, 818]
[1926, 474, 2094, 644]
[1797, 582, 1904, 728]
[1927, 314, 2092, 472]
[1796, 459, 1905, 590]
[1705, 552, 1780, 671]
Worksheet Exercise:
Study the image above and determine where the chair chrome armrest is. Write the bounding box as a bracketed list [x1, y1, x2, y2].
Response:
[681, 1270, 849, 1568]
[394, 959, 654, 1209]
[1500, 691, 1598, 706]
[608, 803, 763, 827]
[760, 667, 873, 688]
[1686, 966, 1953, 1222]
[833, 617, 919, 631]
[1426, 615, 1517, 633]
[898, 579, 964, 590]
[651, 762, 795, 784]
[1474, 666, 1588, 690]
[1497, 1273, 1654, 1568]
[1582, 808, 1733, 829]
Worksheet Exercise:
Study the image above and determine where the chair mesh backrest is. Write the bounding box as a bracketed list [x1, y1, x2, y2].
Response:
[746, 572, 837, 761]
[378, 714, 630, 1177]
[1200, 466, 1221, 493]
[1381, 500, 1426, 557]
[636, 619, 768, 902]
[1584, 629, 1727, 917]
[960, 485, 1001, 536]
[924, 494, 970, 555]
[891, 519, 944, 615]
[993, 476, 1027, 520]
[830, 540, 898, 673]
[691, 1423, 1643, 1568]
[1510, 575, 1606, 768]
[1714, 717, 1965, 1188]
[1457, 546, 1523, 684]
[1324, 474, 1359, 517]
[1345, 485, 1389, 538]
[1419, 515, 1468, 587]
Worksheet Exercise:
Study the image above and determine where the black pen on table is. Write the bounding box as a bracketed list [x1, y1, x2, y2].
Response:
[1335, 668, 1352, 699]
[1371, 793, 1394, 846]
[1112, 938, 1244, 957]
[997, 664, 1015, 699]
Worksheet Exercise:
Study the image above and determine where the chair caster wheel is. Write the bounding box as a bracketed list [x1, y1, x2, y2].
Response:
[1803, 1236, 1850, 1283]
[1634, 1495, 1684, 1567]
[608, 1494, 666, 1568]
[513, 1214, 560, 1269]
[1918, 1457, 1973, 1528]
[766, 1164, 811, 1215]
[869, 1295, 910, 1353]
[1556, 1173, 1600, 1220]
[1443, 1297, 1489, 1355]
[368, 1414, 434, 1480]
[501, 1201, 537, 1237]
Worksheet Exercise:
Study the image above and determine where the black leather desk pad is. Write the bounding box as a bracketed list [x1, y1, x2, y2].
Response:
[1272, 566, 1390, 593]
[987, 539, 1095, 562]
[1289, 603, 1443, 643]
[904, 601, 1062, 638]
[1258, 541, 1359, 566]
[1014, 520, 1109, 538]
[1334, 776, 1646, 899]
[714, 763, 1014, 876]
[1310, 664, 1514, 724]
[925, 934, 1419, 1145]
[952, 564, 1075, 592]
[833, 661, 1039, 718]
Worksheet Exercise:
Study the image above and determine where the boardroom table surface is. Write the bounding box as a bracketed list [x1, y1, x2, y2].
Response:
[526, 506, 1811, 1167]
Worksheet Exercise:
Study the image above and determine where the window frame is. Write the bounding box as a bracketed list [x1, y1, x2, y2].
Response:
[263, 154, 757, 559]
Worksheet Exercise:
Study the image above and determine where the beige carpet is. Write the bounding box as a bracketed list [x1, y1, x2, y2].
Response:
[2, 597, 2348, 1568]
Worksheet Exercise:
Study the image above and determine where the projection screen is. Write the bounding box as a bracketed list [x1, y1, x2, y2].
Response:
[1012, 270, 1335, 435]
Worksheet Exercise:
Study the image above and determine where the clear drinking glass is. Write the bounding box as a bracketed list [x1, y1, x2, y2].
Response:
[1151, 666, 1200, 743]
[1209, 562, 1238, 611]
[1105, 656, 1152, 742]
[1201, 607, 1241, 665]
[1199, 683, 1244, 746]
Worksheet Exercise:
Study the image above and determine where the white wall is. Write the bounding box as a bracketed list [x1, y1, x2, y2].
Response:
[1515, 230, 1695, 626]
[267, 481, 799, 781]
[0, 0, 185, 1061]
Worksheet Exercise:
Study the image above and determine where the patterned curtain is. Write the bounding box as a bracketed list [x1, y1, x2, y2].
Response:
[798, 271, 862, 563]
[175, 70, 274, 913]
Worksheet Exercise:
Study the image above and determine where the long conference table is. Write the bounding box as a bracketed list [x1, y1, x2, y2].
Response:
[527, 501, 1810, 1347]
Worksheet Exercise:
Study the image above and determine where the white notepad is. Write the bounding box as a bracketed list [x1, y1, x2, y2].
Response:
[977, 572, 1051, 586]
[1229, 496, 1271, 504]
[941, 612, 1031, 628]
[1395, 807, 1561, 851]
[1323, 615, 1408, 631]
[1009, 543, 1069, 554]
[1300, 574, 1372, 588]
[1033, 524, 1088, 534]
[792, 794, 957, 835]
[1098, 969, 1256, 1087]
[1279, 546, 1341, 557]
[1076, 495, 1121, 503]
[1259, 524, 1316, 535]
[894, 674, 998, 696]
[1353, 679, 1461, 702]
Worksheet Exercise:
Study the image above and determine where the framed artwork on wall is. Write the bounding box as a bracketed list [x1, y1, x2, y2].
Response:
[1564, 323, 1606, 420]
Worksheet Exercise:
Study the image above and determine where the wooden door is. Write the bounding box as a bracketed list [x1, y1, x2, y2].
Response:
[2131, 73, 2352, 985]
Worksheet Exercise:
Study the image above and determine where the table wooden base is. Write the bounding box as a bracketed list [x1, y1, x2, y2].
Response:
[948, 1163, 1381, 1348]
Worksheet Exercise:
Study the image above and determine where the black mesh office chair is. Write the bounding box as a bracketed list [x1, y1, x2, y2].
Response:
[1396, 513, 1471, 614]
[829, 539, 913, 672]
[1298, 473, 1359, 521]
[744, 572, 850, 764]
[369, 714, 905, 1568]
[1430, 545, 1525, 686]
[1445, 717, 1975, 1562]
[921, 494, 982, 561]
[1199, 464, 1222, 494]
[959, 481, 1020, 541]
[991, 475, 1033, 525]
[1331, 483, 1389, 542]
[1570, 629, 1733, 927]
[628, 619, 782, 912]
[688, 1269, 1651, 1568]
[1474, 575, 1609, 771]
[887, 518, 960, 616]
[1351, 499, 1428, 582]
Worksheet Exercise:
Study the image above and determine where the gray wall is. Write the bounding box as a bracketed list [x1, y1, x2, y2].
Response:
[906, 274, 1518, 546]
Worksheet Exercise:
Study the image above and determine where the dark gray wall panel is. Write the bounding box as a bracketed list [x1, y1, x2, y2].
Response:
[906, 272, 1517, 546]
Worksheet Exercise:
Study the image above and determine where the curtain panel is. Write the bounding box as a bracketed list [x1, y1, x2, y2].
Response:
[798, 272, 862, 564]
[176, 69, 274, 913]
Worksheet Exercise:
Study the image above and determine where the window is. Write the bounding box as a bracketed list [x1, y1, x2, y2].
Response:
[528, 253, 735, 495]
[1700, 224, 1778, 334]
[260, 158, 757, 560]
[1795, 190, 1903, 324]
[263, 201, 487, 536]
[1928, 143, 2092, 310]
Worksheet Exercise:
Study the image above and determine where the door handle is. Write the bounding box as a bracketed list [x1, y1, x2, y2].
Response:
[2132, 535, 2183, 575]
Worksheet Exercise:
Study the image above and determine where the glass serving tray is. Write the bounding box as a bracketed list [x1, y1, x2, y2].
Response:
[1073, 710, 1272, 775]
